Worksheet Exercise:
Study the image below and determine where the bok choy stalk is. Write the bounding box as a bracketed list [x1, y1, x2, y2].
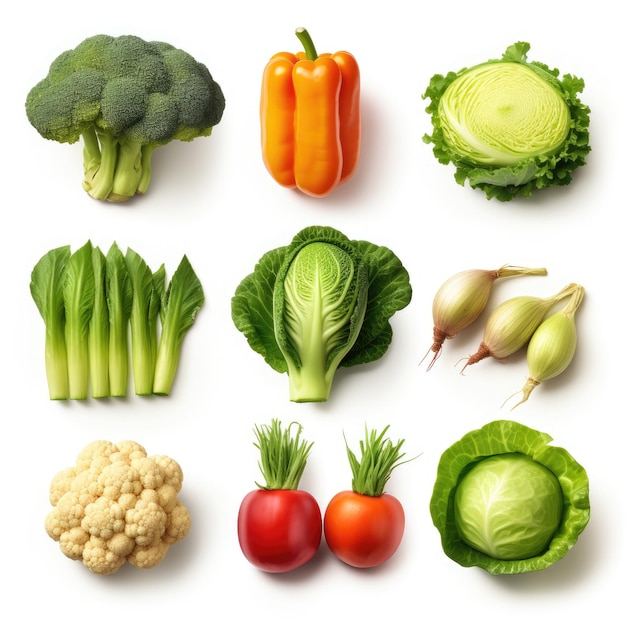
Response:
[423, 42, 590, 201]
[64, 241, 95, 399]
[125, 248, 161, 396]
[30, 245, 71, 400]
[153, 256, 205, 395]
[89, 246, 109, 398]
[106, 242, 133, 397]
[151, 263, 167, 370]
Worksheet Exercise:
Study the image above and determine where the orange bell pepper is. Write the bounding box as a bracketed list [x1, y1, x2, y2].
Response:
[261, 28, 361, 198]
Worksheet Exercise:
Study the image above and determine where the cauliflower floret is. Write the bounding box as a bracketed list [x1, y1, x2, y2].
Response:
[125, 491, 168, 546]
[46, 440, 191, 575]
[45, 491, 84, 539]
[83, 536, 127, 575]
[82, 496, 126, 539]
[164, 503, 192, 544]
[97, 461, 143, 501]
[128, 539, 169, 569]
[59, 526, 90, 559]
[151, 454, 184, 491]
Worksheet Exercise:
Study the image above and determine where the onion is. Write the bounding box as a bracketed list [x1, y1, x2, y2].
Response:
[508, 284, 584, 409]
[461, 283, 577, 372]
[422, 265, 547, 370]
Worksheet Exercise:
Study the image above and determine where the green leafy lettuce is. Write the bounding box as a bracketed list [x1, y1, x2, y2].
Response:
[430, 420, 590, 574]
[423, 42, 591, 201]
[231, 226, 412, 402]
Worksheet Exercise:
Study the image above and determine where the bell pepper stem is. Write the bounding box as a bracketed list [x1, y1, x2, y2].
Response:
[295, 27, 318, 61]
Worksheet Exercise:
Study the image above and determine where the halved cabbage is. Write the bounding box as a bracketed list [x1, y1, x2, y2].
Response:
[423, 42, 591, 201]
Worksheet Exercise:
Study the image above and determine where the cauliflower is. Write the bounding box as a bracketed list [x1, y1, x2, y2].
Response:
[45, 440, 191, 575]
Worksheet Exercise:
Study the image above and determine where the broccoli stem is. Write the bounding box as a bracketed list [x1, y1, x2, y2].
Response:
[137, 145, 155, 195]
[82, 131, 149, 202]
[85, 132, 118, 201]
[111, 139, 143, 200]
[82, 126, 102, 184]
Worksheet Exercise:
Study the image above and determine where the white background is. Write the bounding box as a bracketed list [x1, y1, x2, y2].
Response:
[2, 1, 622, 623]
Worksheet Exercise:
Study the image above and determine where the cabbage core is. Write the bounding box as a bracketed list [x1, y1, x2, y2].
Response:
[454, 453, 563, 560]
[438, 62, 570, 166]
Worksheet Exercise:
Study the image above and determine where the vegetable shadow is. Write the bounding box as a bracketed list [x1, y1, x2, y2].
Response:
[487, 531, 596, 594]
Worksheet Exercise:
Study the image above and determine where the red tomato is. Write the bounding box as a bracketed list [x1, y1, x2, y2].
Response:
[238, 489, 322, 573]
[323, 490, 405, 568]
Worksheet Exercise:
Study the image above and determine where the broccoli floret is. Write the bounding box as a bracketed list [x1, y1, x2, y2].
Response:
[25, 34, 226, 202]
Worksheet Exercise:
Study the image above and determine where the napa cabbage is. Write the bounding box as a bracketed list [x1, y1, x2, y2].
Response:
[423, 42, 591, 201]
[231, 226, 412, 402]
[430, 420, 590, 574]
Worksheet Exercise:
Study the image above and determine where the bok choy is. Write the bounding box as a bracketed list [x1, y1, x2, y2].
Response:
[30, 242, 204, 400]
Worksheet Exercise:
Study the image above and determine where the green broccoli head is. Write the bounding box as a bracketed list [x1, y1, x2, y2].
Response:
[25, 34, 226, 202]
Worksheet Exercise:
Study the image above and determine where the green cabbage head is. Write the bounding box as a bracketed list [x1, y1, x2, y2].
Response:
[423, 42, 591, 201]
[430, 420, 590, 574]
[454, 453, 563, 560]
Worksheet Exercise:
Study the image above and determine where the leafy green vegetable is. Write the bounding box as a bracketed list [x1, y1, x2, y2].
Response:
[105, 242, 133, 397]
[31, 242, 204, 400]
[125, 248, 160, 396]
[89, 246, 110, 398]
[25, 34, 225, 202]
[150, 263, 167, 385]
[454, 453, 563, 560]
[63, 241, 95, 400]
[430, 420, 590, 574]
[231, 226, 412, 402]
[153, 256, 205, 395]
[30, 245, 71, 400]
[423, 42, 591, 201]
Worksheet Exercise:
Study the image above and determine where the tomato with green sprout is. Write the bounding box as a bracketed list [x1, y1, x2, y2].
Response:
[237, 420, 322, 573]
[323, 425, 411, 568]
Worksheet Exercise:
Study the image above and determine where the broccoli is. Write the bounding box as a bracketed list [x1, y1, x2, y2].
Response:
[25, 34, 226, 202]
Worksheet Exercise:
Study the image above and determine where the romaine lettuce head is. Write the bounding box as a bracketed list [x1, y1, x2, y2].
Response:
[430, 420, 590, 574]
[422, 42, 591, 201]
[231, 226, 412, 402]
